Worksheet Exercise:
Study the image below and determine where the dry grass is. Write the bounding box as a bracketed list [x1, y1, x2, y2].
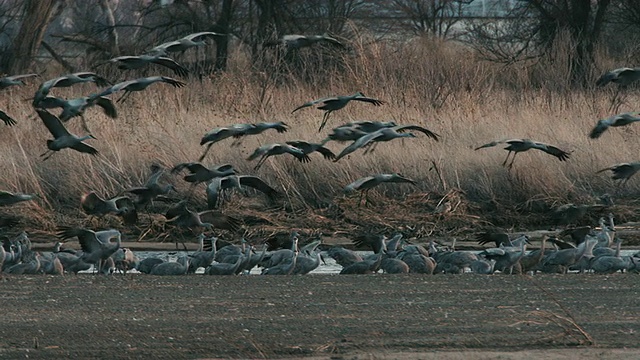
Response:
[2, 35, 640, 238]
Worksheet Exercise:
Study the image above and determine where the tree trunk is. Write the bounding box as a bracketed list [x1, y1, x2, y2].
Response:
[4, 0, 62, 74]
[528, 0, 611, 87]
[212, 0, 234, 72]
[100, 0, 119, 57]
[570, 0, 610, 86]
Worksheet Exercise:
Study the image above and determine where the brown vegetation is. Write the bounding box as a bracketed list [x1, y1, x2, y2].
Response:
[1, 35, 640, 240]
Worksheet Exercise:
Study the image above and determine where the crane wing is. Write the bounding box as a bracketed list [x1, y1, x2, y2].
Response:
[0, 109, 17, 126]
[171, 162, 207, 174]
[206, 178, 223, 209]
[353, 96, 385, 106]
[94, 96, 117, 118]
[291, 97, 336, 113]
[71, 142, 99, 156]
[315, 145, 336, 160]
[80, 192, 104, 213]
[238, 176, 279, 198]
[344, 176, 374, 192]
[589, 119, 610, 139]
[37, 109, 70, 138]
[394, 125, 440, 141]
[159, 76, 187, 88]
[151, 58, 189, 77]
[76, 72, 112, 87]
[333, 131, 381, 162]
[57, 226, 102, 252]
[8, 73, 39, 81]
[537, 143, 570, 161]
[184, 31, 224, 41]
[198, 210, 243, 232]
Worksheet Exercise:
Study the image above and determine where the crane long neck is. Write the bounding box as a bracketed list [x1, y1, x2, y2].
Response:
[608, 214, 615, 230]
[516, 242, 527, 261]
[198, 236, 204, 251]
[285, 253, 298, 275]
[581, 240, 597, 258]
[211, 238, 218, 256]
[232, 255, 244, 272]
[32, 255, 41, 272]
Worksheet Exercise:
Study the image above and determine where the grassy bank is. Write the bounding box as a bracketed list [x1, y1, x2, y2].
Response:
[1, 36, 639, 238]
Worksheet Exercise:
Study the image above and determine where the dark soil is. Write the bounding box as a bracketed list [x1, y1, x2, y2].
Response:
[0, 273, 638, 359]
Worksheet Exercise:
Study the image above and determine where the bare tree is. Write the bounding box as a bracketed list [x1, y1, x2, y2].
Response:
[208, 0, 234, 71]
[133, 0, 238, 73]
[100, 0, 120, 56]
[603, 0, 640, 58]
[47, 0, 149, 68]
[465, 0, 611, 86]
[2, 0, 63, 73]
[383, 0, 473, 38]
[0, 1, 23, 52]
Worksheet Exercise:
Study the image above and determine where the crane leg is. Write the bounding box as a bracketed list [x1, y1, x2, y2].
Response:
[609, 88, 622, 113]
[80, 115, 92, 134]
[97, 259, 104, 275]
[507, 153, 518, 170]
[501, 151, 512, 167]
[616, 179, 627, 195]
[363, 142, 377, 155]
[198, 143, 214, 162]
[364, 190, 373, 207]
[318, 111, 332, 132]
[254, 155, 268, 170]
[178, 233, 188, 252]
[231, 139, 241, 147]
[184, 183, 198, 201]
[116, 91, 131, 103]
[41, 150, 56, 161]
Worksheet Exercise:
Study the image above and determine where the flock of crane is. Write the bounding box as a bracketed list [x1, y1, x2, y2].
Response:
[1, 31, 640, 277]
[1, 214, 638, 276]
